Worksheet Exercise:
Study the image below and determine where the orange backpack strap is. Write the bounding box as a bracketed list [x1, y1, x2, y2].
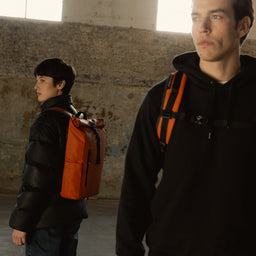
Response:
[156, 71, 187, 152]
[49, 107, 72, 116]
[49, 107, 87, 119]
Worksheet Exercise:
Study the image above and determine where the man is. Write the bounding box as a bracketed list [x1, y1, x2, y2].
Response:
[116, 0, 255, 255]
[9, 58, 87, 255]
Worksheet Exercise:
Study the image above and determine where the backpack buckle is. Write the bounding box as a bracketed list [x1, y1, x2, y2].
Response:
[190, 115, 208, 125]
[161, 110, 171, 119]
[159, 141, 166, 152]
[161, 110, 179, 120]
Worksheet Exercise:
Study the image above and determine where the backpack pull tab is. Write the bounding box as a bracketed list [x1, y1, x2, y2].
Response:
[76, 111, 87, 119]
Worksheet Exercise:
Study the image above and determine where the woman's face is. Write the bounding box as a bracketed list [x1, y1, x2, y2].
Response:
[34, 75, 63, 103]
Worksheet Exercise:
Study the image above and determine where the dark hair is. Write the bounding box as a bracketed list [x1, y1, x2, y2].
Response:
[34, 58, 76, 94]
[232, 0, 254, 45]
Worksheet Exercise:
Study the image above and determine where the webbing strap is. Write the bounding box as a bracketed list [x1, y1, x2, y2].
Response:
[89, 121, 101, 164]
[177, 113, 256, 129]
[156, 71, 187, 151]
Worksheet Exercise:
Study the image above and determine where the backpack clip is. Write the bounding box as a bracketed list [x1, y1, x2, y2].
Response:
[190, 115, 208, 125]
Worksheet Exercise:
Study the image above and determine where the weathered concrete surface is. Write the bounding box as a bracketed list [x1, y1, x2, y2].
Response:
[62, 0, 256, 40]
[0, 18, 255, 198]
[63, 0, 158, 31]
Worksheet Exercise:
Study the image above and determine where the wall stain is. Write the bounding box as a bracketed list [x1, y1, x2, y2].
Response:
[103, 176, 121, 191]
[105, 144, 128, 157]
[0, 85, 11, 98]
[73, 97, 120, 121]
[73, 96, 85, 110]
[22, 110, 37, 135]
[128, 93, 134, 99]
[78, 104, 120, 121]
[95, 108, 120, 121]
[20, 85, 36, 101]
[107, 111, 119, 121]
[82, 105, 94, 118]
[101, 108, 106, 117]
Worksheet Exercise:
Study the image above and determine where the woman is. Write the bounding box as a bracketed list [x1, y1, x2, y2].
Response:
[9, 58, 87, 256]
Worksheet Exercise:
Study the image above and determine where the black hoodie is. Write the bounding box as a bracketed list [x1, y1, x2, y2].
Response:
[116, 52, 256, 255]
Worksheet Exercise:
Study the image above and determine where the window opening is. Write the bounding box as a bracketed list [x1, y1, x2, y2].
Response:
[0, 0, 63, 22]
[156, 0, 192, 33]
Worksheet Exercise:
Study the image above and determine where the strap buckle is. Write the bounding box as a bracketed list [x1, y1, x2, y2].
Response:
[159, 141, 166, 152]
[161, 110, 179, 120]
[190, 115, 208, 125]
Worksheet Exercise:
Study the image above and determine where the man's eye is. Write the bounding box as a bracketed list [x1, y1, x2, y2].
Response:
[192, 16, 199, 22]
[212, 15, 221, 19]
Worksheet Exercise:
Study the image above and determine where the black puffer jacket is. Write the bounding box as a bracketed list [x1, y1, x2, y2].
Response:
[9, 95, 88, 232]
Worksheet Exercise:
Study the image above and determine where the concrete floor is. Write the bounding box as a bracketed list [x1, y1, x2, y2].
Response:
[0, 194, 118, 256]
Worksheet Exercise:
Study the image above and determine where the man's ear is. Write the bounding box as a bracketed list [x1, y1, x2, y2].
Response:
[57, 80, 66, 90]
[238, 16, 251, 38]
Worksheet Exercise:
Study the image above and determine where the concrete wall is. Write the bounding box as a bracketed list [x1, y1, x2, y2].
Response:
[63, 0, 158, 31]
[62, 0, 256, 39]
[1, 0, 256, 198]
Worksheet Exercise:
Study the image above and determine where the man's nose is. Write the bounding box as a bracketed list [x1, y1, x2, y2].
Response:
[199, 17, 211, 33]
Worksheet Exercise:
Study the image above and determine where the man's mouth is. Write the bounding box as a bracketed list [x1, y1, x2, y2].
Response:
[198, 39, 214, 47]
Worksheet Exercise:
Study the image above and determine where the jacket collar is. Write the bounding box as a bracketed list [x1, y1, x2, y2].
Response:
[40, 94, 73, 112]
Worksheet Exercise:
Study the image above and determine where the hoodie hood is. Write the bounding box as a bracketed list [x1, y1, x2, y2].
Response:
[172, 51, 256, 88]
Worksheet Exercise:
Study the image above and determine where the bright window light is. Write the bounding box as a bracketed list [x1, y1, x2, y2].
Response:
[0, 0, 26, 18]
[26, 0, 63, 21]
[0, 0, 63, 21]
[157, 0, 192, 33]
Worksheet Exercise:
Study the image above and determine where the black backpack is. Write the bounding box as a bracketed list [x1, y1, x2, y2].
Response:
[156, 71, 255, 152]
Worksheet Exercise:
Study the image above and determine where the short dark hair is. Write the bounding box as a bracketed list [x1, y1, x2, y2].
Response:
[232, 0, 254, 45]
[34, 58, 76, 94]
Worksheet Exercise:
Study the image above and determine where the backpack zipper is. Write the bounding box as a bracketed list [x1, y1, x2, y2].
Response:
[85, 150, 91, 186]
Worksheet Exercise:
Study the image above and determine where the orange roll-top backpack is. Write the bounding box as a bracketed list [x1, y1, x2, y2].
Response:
[50, 107, 106, 200]
[156, 71, 187, 152]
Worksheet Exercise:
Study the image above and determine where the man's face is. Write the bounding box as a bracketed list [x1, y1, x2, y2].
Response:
[191, 0, 242, 63]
